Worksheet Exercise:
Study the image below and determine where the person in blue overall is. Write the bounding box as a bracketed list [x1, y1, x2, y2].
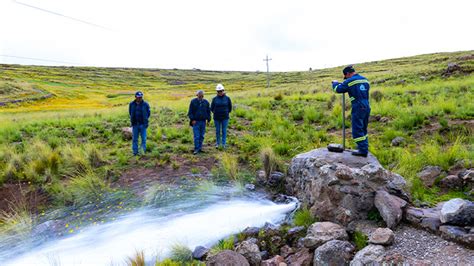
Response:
[211, 84, 232, 149]
[188, 90, 211, 155]
[332, 65, 371, 157]
[129, 91, 151, 156]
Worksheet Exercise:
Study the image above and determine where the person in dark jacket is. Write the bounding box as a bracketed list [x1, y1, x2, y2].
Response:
[211, 84, 232, 149]
[332, 65, 370, 157]
[188, 90, 211, 154]
[129, 91, 151, 156]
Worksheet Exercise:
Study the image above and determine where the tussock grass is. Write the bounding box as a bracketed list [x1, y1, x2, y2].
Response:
[260, 147, 278, 180]
[209, 235, 235, 256]
[169, 244, 193, 262]
[127, 250, 145, 266]
[293, 207, 316, 227]
[220, 153, 239, 180]
[0, 201, 34, 238]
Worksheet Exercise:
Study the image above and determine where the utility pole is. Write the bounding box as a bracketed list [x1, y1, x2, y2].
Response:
[263, 55, 272, 88]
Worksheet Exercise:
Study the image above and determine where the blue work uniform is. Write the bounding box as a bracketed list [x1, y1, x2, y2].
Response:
[332, 74, 371, 154]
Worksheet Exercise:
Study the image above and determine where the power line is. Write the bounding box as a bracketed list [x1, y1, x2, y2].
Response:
[13, 0, 110, 30]
[263, 55, 272, 88]
[0, 54, 82, 65]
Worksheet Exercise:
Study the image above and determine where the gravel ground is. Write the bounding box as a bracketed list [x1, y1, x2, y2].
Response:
[385, 225, 474, 265]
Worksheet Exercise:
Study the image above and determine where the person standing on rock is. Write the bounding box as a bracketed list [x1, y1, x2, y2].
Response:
[129, 91, 151, 156]
[188, 90, 211, 155]
[331, 65, 371, 157]
[211, 84, 232, 149]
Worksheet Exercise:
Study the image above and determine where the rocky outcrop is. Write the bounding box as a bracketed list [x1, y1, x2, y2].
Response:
[374, 190, 407, 228]
[302, 222, 348, 249]
[287, 148, 408, 225]
[206, 250, 249, 266]
[313, 240, 355, 265]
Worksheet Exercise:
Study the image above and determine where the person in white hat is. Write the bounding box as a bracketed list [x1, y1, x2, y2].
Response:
[211, 84, 232, 149]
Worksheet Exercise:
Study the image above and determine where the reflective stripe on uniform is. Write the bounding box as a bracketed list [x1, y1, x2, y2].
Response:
[348, 79, 369, 87]
[353, 134, 368, 142]
[333, 84, 339, 92]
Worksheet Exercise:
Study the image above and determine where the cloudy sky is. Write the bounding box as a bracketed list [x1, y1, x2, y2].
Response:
[0, 0, 472, 71]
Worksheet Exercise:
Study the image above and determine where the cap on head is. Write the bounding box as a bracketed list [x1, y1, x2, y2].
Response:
[135, 91, 144, 98]
[342, 65, 355, 75]
[216, 84, 225, 91]
[196, 90, 204, 96]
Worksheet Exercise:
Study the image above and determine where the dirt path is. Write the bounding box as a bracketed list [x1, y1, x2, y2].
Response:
[384, 225, 474, 265]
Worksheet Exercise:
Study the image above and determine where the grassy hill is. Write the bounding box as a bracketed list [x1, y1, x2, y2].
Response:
[0, 51, 473, 215]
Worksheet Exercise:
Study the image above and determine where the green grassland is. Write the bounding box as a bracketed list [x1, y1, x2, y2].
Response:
[0, 51, 473, 215]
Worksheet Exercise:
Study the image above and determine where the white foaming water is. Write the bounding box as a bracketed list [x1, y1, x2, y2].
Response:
[5, 199, 296, 265]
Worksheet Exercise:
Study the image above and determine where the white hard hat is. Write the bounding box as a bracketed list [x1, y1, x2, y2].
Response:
[216, 84, 225, 91]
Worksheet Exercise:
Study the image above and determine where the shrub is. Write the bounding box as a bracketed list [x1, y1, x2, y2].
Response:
[274, 93, 283, 101]
[293, 207, 316, 227]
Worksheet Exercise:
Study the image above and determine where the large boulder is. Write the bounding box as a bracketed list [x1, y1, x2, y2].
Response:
[350, 245, 385, 266]
[286, 248, 313, 266]
[287, 148, 408, 225]
[369, 228, 394, 245]
[313, 240, 355, 266]
[440, 198, 474, 226]
[192, 246, 210, 260]
[302, 222, 348, 249]
[235, 238, 261, 266]
[374, 190, 407, 228]
[405, 203, 443, 232]
[206, 250, 249, 266]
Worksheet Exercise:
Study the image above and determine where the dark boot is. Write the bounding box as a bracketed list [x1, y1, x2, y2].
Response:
[351, 150, 368, 157]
